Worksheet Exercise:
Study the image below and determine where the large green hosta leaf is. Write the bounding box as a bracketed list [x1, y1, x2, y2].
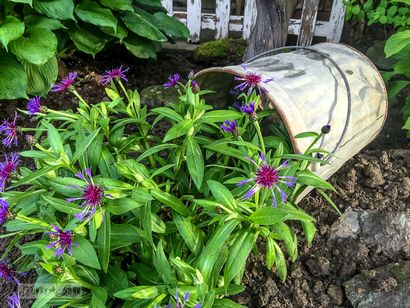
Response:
[123, 35, 161, 59]
[24, 15, 66, 30]
[122, 12, 167, 42]
[0, 50, 27, 99]
[10, 28, 57, 65]
[67, 24, 111, 56]
[22, 56, 58, 96]
[100, 0, 133, 12]
[153, 12, 190, 38]
[0, 16, 25, 50]
[10, 0, 32, 5]
[75, 0, 117, 31]
[33, 0, 75, 20]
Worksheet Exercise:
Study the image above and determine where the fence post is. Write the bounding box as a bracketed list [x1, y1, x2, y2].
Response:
[297, 0, 320, 46]
[215, 0, 231, 39]
[327, 0, 346, 42]
[242, 0, 257, 40]
[161, 0, 173, 15]
[187, 0, 202, 43]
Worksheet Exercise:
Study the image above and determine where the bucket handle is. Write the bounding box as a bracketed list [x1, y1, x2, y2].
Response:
[245, 46, 352, 160]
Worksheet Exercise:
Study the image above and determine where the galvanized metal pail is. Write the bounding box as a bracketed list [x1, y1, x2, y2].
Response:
[195, 43, 388, 197]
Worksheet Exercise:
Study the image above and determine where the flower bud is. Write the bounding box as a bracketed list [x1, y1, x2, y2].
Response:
[321, 125, 331, 134]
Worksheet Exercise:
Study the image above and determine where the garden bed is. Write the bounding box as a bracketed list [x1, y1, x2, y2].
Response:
[0, 40, 409, 307]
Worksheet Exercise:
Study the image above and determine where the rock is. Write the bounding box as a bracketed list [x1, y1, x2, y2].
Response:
[344, 261, 410, 308]
[306, 256, 331, 277]
[140, 85, 179, 108]
[363, 161, 385, 188]
[327, 284, 344, 305]
[330, 207, 360, 239]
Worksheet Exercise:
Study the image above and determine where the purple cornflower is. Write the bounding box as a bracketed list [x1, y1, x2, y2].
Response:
[0, 112, 19, 147]
[67, 168, 105, 222]
[220, 120, 238, 136]
[51, 72, 77, 92]
[7, 292, 21, 308]
[101, 66, 129, 85]
[0, 262, 25, 284]
[191, 80, 200, 93]
[46, 225, 78, 257]
[164, 73, 180, 88]
[238, 153, 296, 207]
[0, 199, 12, 225]
[234, 65, 273, 93]
[0, 153, 20, 191]
[240, 102, 257, 121]
[27, 96, 43, 116]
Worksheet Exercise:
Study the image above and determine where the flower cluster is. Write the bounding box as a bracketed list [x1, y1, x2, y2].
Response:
[234, 64, 273, 93]
[0, 262, 25, 284]
[0, 199, 12, 225]
[7, 292, 21, 308]
[101, 66, 129, 85]
[164, 73, 181, 88]
[51, 72, 77, 92]
[47, 225, 78, 257]
[0, 113, 19, 148]
[0, 153, 20, 191]
[155, 290, 202, 308]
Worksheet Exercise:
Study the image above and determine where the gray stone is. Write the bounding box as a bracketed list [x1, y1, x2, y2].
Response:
[344, 261, 410, 308]
[330, 207, 410, 258]
[140, 85, 179, 108]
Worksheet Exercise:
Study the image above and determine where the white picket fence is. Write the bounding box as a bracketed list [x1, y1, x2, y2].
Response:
[161, 0, 346, 45]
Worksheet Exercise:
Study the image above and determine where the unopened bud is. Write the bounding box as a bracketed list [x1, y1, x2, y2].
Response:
[188, 71, 195, 80]
[25, 134, 37, 146]
[321, 125, 331, 134]
[54, 266, 65, 275]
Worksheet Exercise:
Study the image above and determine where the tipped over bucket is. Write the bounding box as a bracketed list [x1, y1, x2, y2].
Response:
[195, 43, 388, 196]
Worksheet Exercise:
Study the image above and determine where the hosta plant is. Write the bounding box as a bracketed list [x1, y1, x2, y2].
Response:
[0, 0, 189, 99]
[0, 68, 337, 307]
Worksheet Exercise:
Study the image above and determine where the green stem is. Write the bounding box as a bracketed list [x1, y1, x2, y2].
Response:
[72, 90, 89, 109]
[117, 80, 130, 103]
[253, 121, 266, 154]
[48, 109, 79, 120]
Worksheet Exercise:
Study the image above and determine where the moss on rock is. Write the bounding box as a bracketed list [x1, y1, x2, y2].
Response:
[194, 39, 247, 60]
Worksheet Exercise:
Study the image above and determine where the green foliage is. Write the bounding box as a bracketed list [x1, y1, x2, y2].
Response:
[0, 0, 190, 99]
[1, 74, 337, 307]
[344, 0, 410, 137]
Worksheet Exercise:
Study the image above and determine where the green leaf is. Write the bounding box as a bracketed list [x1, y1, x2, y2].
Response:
[294, 131, 319, 139]
[114, 286, 159, 300]
[266, 236, 276, 270]
[123, 35, 161, 59]
[207, 180, 237, 212]
[385, 30, 410, 57]
[67, 24, 111, 57]
[100, 0, 133, 11]
[272, 240, 287, 282]
[10, 165, 59, 188]
[250, 207, 288, 225]
[301, 220, 316, 246]
[272, 222, 298, 262]
[186, 136, 204, 189]
[388, 80, 409, 100]
[102, 265, 129, 296]
[97, 212, 110, 273]
[47, 123, 64, 153]
[10, 27, 57, 65]
[153, 12, 190, 38]
[200, 110, 242, 124]
[213, 299, 247, 308]
[136, 143, 178, 162]
[151, 107, 183, 122]
[108, 197, 143, 215]
[72, 236, 101, 270]
[24, 15, 66, 30]
[0, 50, 27, 99]
[100, 21, 128, 41]
[33, 0, 75, 20]
[297, 169, 336, 191]
[110, 224, 144, 250]
[91, 286, 107, 308]
[163, 119, 193, 142]
[10, 0, 33, 5]
[224, 227, 257, 287]
[197, 219, 240, 282]
[0, 16, 25, 50]
[72, 129, 101, 163]
[41, 195, 82, 215]
[75, 0, 118, 30]
[153, 241, 177, 286]
[174, 214, 203, 256]
[22, 56, 58, 96]
[122, 12, 167, 42]
[150, 189, 190, 216]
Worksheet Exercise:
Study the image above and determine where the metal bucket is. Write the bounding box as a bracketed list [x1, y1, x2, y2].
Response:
[195, 43, 388, 196]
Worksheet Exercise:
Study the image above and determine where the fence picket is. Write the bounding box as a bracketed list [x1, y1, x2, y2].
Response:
[161, 0, 173, 15]
[328, 0, 346, 42]
[297, 0, 320, 46]
[187, 0, 202, 42]
[242, 0, 257, 39]
[215, 0, 231, 39]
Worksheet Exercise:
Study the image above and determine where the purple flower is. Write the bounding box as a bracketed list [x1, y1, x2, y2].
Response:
[67, 168, 105, 222]
[164, 73, 180, 88]
[0, 199, 11, 225]
[27, 96, 42, 116]
[220, 120, 238, 135]
[0, 153, 20, 191]
[51, 72, 77, 92]
[238, 153, 296, 207]
[191, 80, 200, 93]
[0, 112, 19, 147]
[7, 292, 21, 308]
[101, 66, 129, 85]
[235, 65, 273, 93]
[0, 262, 25, 284]
[46, 225, 78, 257]
[240, 102, 257, 120]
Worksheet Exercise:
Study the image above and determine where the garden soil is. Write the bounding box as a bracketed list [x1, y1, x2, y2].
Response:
[0, 38, 409, 307]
